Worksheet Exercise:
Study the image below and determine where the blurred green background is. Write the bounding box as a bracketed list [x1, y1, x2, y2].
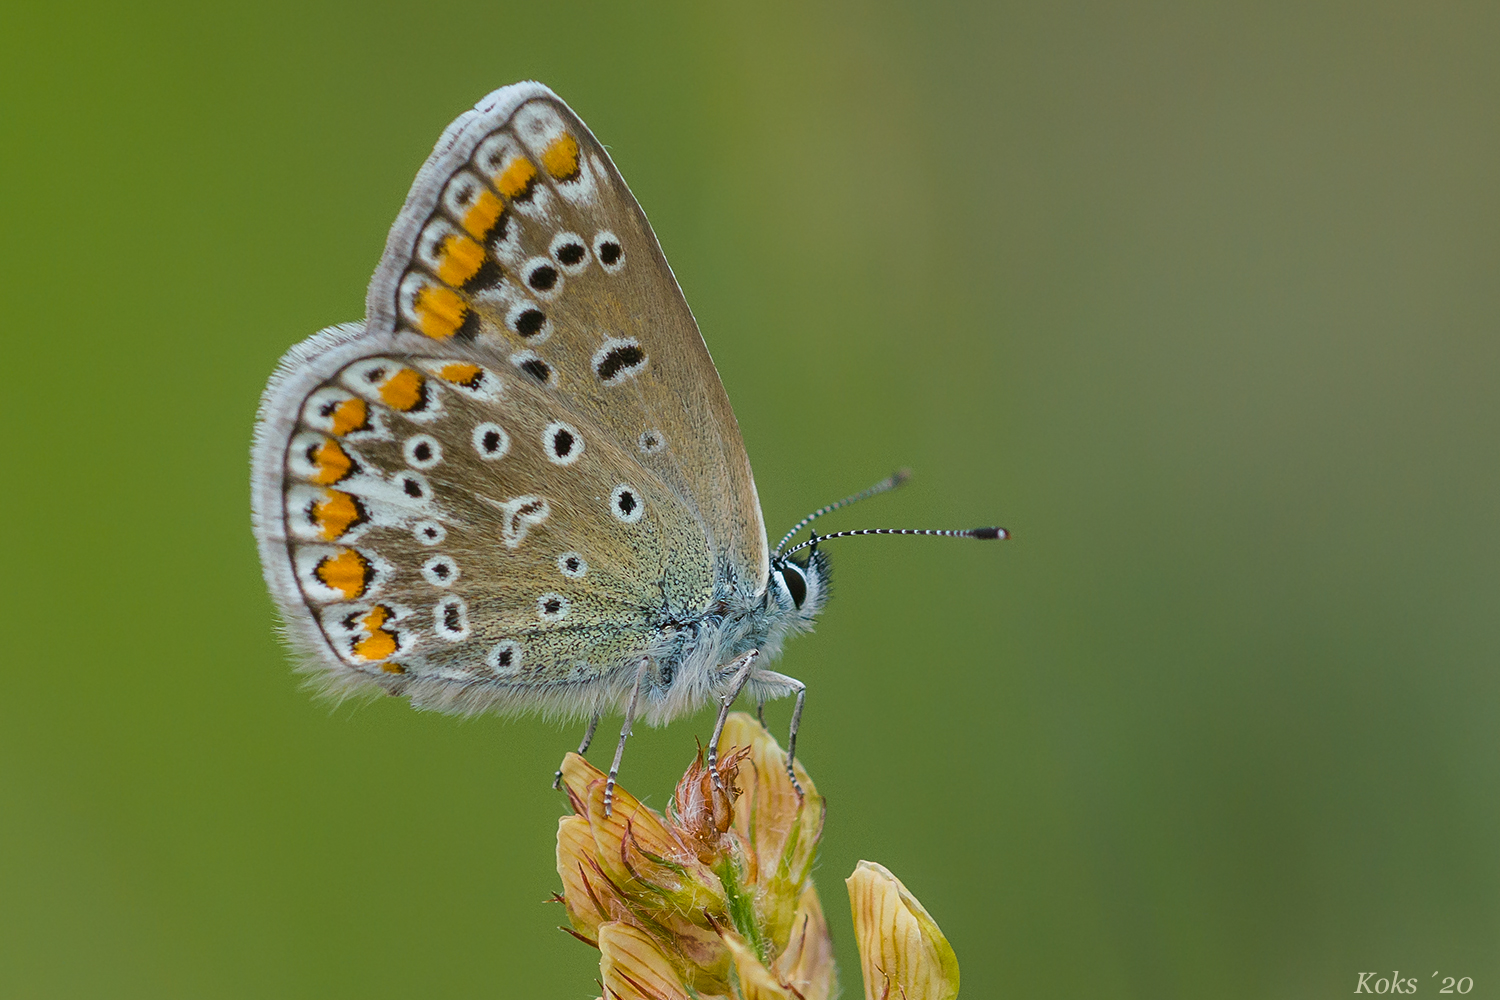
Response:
[4, 2, 1497, 996]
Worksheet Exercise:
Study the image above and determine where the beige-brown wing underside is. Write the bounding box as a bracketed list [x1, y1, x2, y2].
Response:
[261, 340, 716, 716]
[366, 83, 769, 598]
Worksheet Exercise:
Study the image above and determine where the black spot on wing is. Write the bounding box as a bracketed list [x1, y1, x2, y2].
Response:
[596, 344, 646, 382]
[526, 263, 558, 292]
[461, 257, 504, 292]
[514, 309, 547, 337]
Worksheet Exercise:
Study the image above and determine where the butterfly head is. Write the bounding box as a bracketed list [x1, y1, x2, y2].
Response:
[769, 544, 831, 624]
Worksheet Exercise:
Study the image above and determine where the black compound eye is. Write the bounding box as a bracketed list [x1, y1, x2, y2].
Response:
[779, 563, 808, 609]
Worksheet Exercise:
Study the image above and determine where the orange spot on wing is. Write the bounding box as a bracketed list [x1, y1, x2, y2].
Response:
[353, 629, 398, 662]
[309, 438, 353, 484]
[497, 156, 538, 200]
[379, 368, 426, 411]
[541, 133, 580, 180]
[435, 232, 486, 286]
[314, 489, 365, 540]
[352, 604, 398, 662]
[461, 188, 504, 240]
[315, 548, 372, 599]
[328, 397, 368, 436]
[412, 285, 469, 340]
[438, 362, 484, 388]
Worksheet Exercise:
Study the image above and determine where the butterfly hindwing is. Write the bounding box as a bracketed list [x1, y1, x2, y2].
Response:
[254, 328, 724, 715]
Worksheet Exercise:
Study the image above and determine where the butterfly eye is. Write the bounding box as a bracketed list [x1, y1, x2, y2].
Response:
[778, 562, 808, 609]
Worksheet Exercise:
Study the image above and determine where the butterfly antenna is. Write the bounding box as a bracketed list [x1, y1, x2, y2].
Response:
[773, 469, 912, 558]
[780, 525, 1008, 560]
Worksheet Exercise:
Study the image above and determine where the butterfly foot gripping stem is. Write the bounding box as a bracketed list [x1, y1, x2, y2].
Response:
[554, 712, 602, 790]
[707, 650, 759, 792]
[784, 680, 806, 803]
[747, 668, 806, 802]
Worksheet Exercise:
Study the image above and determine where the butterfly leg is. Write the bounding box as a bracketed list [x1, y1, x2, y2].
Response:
[553, 712, 602, 790]
[756, 699, 767, 726]
[707, 650, 760, 791]
[604, 658, 651, 817]
[749, 668, 807, 801]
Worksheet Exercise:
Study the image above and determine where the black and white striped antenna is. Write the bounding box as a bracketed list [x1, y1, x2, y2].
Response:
[780, 525, 1007, 561]
[773, 470, 1008, 562]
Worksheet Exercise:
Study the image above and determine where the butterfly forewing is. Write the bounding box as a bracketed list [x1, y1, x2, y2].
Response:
[367, 84, 769, 598]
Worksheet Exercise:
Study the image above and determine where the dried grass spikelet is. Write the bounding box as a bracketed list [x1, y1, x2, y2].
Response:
[555, 712, 961, 999]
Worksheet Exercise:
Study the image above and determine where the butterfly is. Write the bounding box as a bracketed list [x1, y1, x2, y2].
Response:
[251, 82, 1005, 809]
